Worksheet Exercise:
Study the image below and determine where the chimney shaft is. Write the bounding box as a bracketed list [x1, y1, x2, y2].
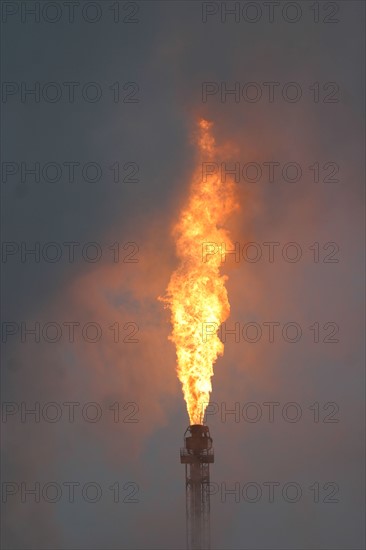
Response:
[180, 425, 214, 550]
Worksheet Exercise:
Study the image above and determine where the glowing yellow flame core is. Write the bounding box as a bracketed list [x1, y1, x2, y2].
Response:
[165, 119, 238, 425]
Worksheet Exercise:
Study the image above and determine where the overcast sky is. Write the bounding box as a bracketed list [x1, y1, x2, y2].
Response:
[1, 1, 365, 549]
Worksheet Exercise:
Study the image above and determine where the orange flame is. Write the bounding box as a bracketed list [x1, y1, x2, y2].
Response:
[163, 119, 239, 424]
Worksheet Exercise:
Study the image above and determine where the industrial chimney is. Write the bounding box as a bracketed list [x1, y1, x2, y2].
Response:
[180, 425, 214, 550]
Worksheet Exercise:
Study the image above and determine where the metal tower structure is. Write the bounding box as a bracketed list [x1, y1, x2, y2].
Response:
[180, 424, 214, 550]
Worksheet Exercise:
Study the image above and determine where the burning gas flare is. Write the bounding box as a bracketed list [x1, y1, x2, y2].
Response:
[162, 119, 239, 424]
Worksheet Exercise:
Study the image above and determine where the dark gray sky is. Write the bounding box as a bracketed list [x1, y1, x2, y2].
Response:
[1, 1, 365, 549]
